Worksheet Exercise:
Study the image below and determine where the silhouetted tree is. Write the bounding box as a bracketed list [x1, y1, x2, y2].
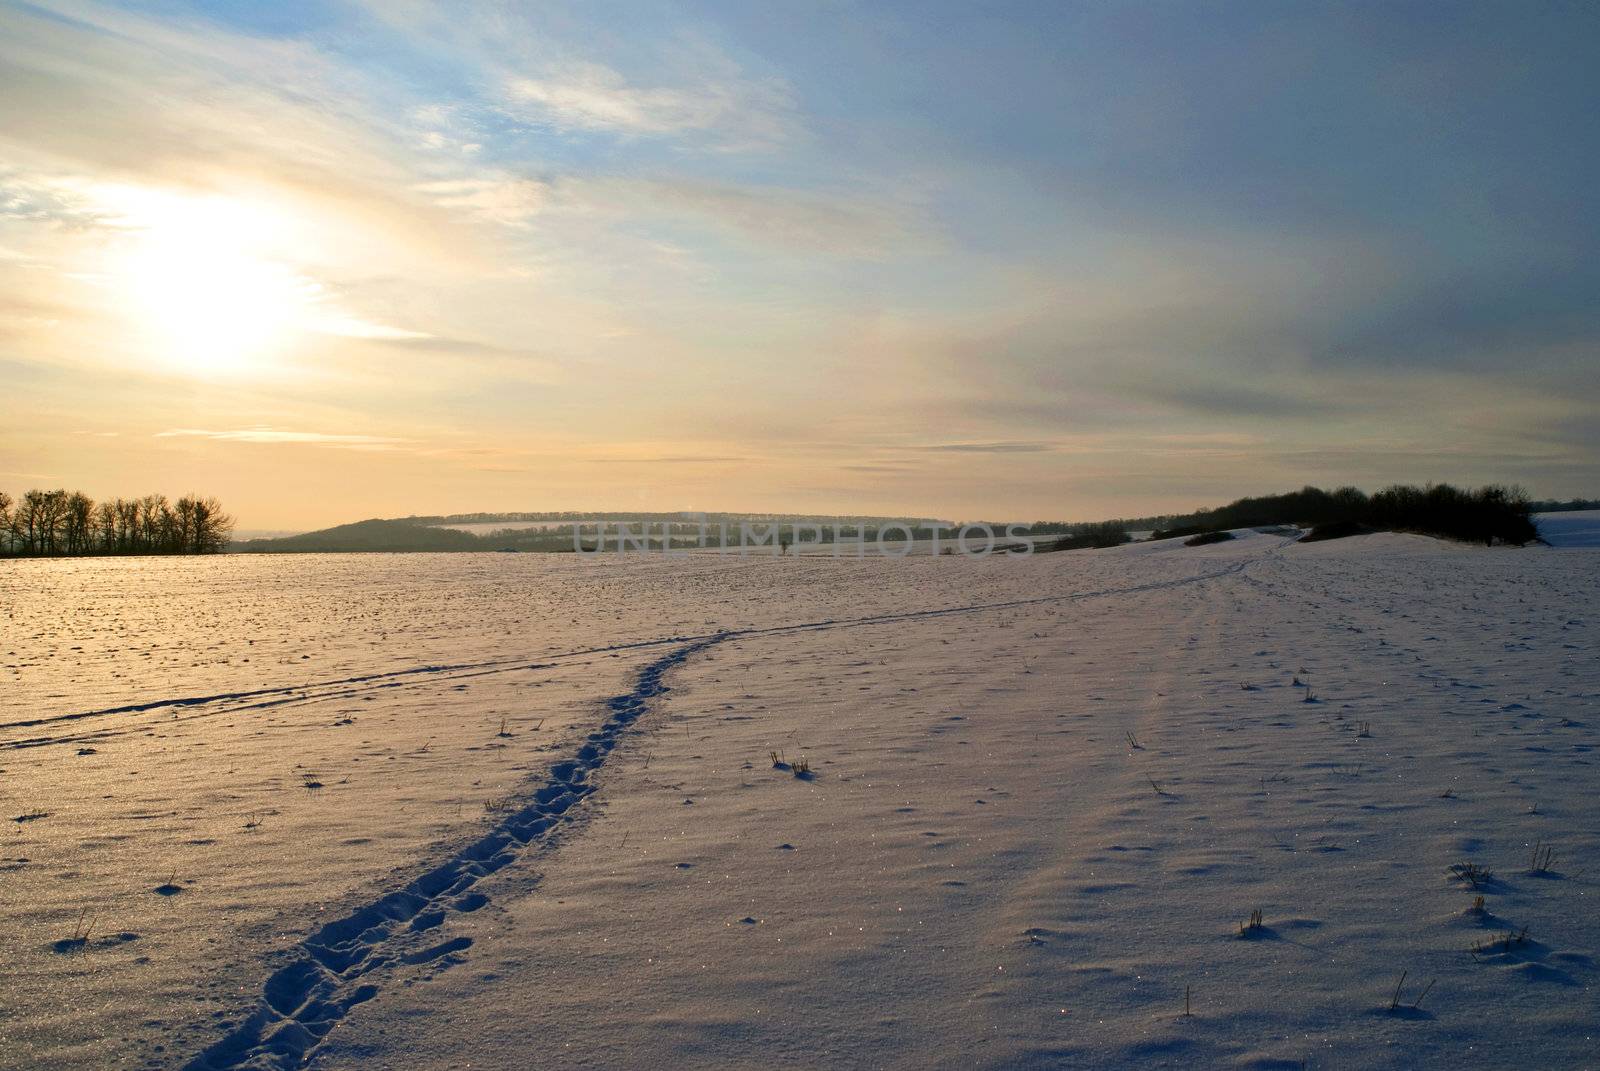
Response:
[95, 500, 117, 553]
[64, 491, 94, 555]
[0, 488, 235, 557]
[185, 495, 234, 553]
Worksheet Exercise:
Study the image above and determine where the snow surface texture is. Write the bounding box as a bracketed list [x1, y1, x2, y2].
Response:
[1537, 509, 1600, 548]
[2, 533, 1596, 1069]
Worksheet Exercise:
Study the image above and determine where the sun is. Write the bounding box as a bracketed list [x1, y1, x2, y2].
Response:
[105, 189, 318, 375]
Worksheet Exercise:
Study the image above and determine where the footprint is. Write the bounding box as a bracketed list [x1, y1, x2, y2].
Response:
[402, 937, 472, 965]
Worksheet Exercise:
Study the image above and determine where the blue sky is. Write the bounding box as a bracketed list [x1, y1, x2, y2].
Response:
[2, 0, 1597, 527]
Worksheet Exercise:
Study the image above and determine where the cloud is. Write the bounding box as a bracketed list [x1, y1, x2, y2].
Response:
[0, 170, 116, 230]
[8, 0, 1600, 522]
[613, 178, 913, 256]
[504, 63, 712, 135]
[499, 52, 796, 148]
[156, 428, 411, 450]
[414, 170, 916, 256]
[588, 455, 748, 464]
[314, 315, 430, 341]
[1126, 380, 1347, 419]
[906, 441, 1058, 454]
[414, 176, 547, 228]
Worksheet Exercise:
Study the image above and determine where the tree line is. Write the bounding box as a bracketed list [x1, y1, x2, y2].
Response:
[1145, 483, 1539, 546]
[0, 489, 234, 557]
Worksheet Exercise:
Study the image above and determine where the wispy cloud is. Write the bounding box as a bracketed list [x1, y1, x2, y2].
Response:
[156, 428, 412, 450]
[314, 315, 429, 341]
[0, 170, 115, 230]
[414, 171, 915, 255]
[6, 0, 1598, 525]
[500, 51, 796, 148]
[413, 175, 547, 228]
[907, 441, 1058, 454]
[588, 455, 748, 464]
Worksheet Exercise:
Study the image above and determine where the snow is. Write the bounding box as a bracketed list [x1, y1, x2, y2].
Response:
[1, 536, 1596, 1069]
[1537, 510, 1600, 548]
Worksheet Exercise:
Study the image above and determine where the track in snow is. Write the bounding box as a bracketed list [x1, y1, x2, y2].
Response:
[185, 634, 727, 1071]
[182, 551, 1267, 1068]
[6, 553, 1263, 752]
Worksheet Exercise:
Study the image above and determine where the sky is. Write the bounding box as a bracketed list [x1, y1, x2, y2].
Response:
[2, 0, 1597, 530]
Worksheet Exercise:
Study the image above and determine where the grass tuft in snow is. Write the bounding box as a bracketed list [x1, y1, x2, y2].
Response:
[1470, 926, 1530, 960]
[769, 749, 812, 778]
[1448, 861, 1493, 889]
[55, 908, 97, 953]
[1386, 971, 1436, 1013]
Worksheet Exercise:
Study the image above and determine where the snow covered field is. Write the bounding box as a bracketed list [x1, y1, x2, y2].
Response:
[1538, 509, 1600, 548]
[2, 532, 1596, 1069]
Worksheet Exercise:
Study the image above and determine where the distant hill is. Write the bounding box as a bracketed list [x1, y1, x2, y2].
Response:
[229, 512, 962, 554]
[231, 518, 485, 553]
[232, 486, 1567, 555]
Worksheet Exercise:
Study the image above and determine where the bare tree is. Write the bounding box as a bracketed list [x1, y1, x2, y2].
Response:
[174, 495, 196, 552]
[64, 492, 95, 555]
[137, 494, 169, 552]
[95, 500, 117, 554]
[20, 490, 52, 554]
[115, 497, 140, 552]
[188, 495, 235, 553]
[1, 488, 233, 557]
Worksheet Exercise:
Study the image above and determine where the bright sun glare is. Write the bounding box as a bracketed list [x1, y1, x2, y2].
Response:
[105, 189, 320, 375]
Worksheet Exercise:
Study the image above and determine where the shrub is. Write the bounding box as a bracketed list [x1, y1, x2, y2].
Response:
[1368, 484, 1537, 546]
[1299, 520, 1374, 542]
[1138, 482, 1538, 547]
[1050, 521, 1132, 550]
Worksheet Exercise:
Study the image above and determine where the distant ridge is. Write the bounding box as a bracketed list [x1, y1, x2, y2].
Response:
[229, 512, 959, 554]
[232, 483, 1574, 554]
[232, 518, 485, 553]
